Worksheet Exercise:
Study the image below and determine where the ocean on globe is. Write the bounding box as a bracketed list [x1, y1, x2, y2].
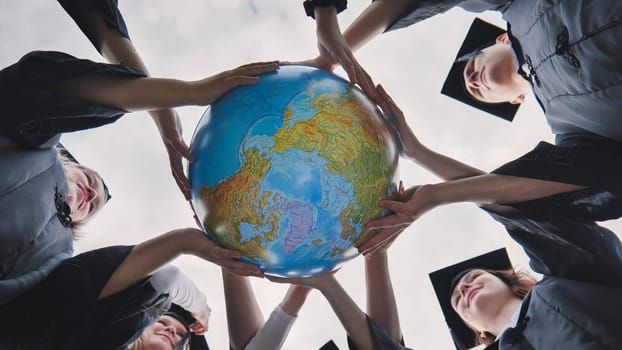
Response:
[188, 65, 399, 277]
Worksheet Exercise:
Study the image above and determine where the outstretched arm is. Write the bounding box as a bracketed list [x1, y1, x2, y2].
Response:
[222, 269, 265, 350]
[341, 0, 415, 52]
[245, 284, 312, 350]
[53, 61, 278, 112]
[377, 84, 584, 199]
[98, 228, 263, 300]
[364, 235, 402, 342]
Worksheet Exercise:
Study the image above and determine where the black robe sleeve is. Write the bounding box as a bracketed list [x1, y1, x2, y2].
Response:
[485, 202, 622, 287]
[58, 0, 131, 52]
[0, 51, 146, 148]
[381, 0, 513, 32]
[492, 135, 622, 193]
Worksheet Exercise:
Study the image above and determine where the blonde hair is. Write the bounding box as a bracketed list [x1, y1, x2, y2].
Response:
[128, 336, 143, 350]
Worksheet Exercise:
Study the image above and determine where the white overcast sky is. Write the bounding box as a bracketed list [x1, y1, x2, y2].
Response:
[2, 1, 621, 349]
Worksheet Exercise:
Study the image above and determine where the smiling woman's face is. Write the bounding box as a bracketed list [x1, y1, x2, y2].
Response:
[451, 269, 517, 332]
[462, 38, 529, 104]
[140, 315, 188, 350]
[63, 165, 107, 224]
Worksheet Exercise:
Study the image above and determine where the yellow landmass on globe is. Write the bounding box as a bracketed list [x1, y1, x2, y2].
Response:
[198, 147, 273, 260]
[271, 87, 395, 244]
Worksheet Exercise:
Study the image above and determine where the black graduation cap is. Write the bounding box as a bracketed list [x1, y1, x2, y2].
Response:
[55, 142, 111, 202]
[441, 18, 520, 122]
[429, 248, 512, 350]
[164, 304, 210, 350]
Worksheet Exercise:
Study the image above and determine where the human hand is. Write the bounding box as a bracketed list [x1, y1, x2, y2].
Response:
[150, 108, 193, 200]
[359, 185, 437, 254]
[361, 181, 406, 258]
[375, 84, 422, 160]
[189, 232, 264, 277]
[190, 61, 279, 105]
[189, 304, 212, 335]
[289, 55, 336, 72]
[313, 6, 377, 100]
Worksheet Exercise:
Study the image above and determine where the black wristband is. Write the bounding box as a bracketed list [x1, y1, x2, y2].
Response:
[303, 0, 347, 19]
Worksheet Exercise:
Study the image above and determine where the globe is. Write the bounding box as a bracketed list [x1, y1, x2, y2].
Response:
[188, 65, 399, 277]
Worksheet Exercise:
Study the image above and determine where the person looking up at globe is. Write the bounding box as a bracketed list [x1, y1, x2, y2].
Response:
[0, 224, 317, 349]
[0, 227, 260, 349]
[356, 85, 622, 349]
[0, 26, 277, 309]
[128, 304, 210, 350]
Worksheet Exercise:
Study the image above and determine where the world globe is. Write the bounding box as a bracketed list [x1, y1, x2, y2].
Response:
[188, 65, 399, 277]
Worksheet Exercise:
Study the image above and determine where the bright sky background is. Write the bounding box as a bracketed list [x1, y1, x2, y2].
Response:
[2, 1, 621, 349]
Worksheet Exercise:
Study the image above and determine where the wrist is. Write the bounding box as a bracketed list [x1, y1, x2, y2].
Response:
[281, 285, 312, 316]
[406, 141, 429, 164]
[290, 284, 313, 296]
[179, 228, 207, 255]
[364, 250, 388, 264]
[314, 5, 338, 23]
[185, 80, 202, 106]
[304, 0, 347, 19]
[422, 182, 453, 208]
[314, 273, 337, 293]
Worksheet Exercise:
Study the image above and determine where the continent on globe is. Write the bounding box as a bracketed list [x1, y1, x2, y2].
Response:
[189, 65, 399, 277]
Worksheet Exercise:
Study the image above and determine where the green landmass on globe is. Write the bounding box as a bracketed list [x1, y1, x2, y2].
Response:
[189, 65, 399, 277]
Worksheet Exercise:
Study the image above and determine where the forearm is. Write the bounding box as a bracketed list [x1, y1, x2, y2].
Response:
[342, 0, 415, 51]
[280, 285, 312, 317]
[55, 75, 197, 111]
[222, 269, 265, 350]
[98, 229, 199, 299]
[364, 254, 402, 341]
[318, 276, 376, 350]
[409, 143, 485, 181]
[429, 174, 585, 207]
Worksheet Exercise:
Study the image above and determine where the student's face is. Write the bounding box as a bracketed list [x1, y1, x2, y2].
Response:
[451, 269, 516, 331]
[141, 315, 188, 350]
[64, 165, 107, 223]
[463, 35, 529, 104]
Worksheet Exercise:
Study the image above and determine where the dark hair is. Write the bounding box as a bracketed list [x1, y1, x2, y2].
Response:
[472, 268, 538, 346]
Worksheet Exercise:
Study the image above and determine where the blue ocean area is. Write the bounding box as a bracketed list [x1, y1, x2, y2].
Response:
[239, 222, 266, 244]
